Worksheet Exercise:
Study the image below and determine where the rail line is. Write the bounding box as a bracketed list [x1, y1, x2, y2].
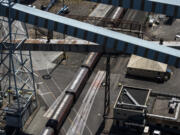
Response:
[66, 71, 106, 135]
[41, 5, 126, 135]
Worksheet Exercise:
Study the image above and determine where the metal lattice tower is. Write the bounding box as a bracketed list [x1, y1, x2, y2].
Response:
[0, 0, 37, 129]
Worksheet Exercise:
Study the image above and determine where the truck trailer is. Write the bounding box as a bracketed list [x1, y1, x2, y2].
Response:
[127, 55, 172, 82]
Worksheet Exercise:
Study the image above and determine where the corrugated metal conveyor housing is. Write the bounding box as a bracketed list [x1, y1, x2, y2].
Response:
[3, 42, 101, 52]
[0, 3, 180, 67]
[3, 40, 180, 52]
[85, 0, 180, 18]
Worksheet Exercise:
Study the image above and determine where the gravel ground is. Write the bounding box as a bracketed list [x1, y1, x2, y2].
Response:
[28, 0, 97, 39]
[33, 0, 96, 16]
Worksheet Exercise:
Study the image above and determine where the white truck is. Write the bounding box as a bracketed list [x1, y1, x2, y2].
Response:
[153, 130, 161, 135]
[142, 126, 150, 135]
[127, 55, 172, 82]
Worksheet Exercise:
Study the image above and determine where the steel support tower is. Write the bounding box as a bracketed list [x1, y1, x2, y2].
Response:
[0, 0, 37, 129]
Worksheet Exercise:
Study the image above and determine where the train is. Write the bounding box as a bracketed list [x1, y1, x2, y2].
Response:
[40, 7, 125, 135]
[41, 52, 101, 135]
[110, 7, 125, 27]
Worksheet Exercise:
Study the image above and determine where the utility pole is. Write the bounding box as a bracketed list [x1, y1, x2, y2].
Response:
[104, 55, 110, 116]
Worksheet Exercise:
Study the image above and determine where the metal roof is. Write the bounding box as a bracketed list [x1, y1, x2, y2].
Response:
[86, 0, 180, 18]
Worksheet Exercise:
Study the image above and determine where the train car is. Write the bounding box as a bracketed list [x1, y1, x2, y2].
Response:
[41, 52, 101, 135]
[41, 6, 125, 135]
[111, 7, 125, 27]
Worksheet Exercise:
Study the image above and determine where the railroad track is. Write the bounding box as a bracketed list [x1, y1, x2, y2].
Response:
[40, 6, 149, 135]
[35, 7, 149, 38]
[63, 14, 145, 27]
[66, 71, 106, 135]
[63, 6, 127, 135]
[41, 5, 126, 135]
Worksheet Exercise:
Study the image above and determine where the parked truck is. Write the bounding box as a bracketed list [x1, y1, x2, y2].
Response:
[152, 130, 161, 135]
[127, 55, 172, 82]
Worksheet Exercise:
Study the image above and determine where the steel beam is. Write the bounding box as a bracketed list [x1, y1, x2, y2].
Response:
[1, 3, 180, 67]
[123, 89, 140, 105]
[2, 43, 102, 52]
[2, 40, 180, 52]
[85, 0, 180, 18]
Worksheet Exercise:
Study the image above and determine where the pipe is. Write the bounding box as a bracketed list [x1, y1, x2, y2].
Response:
[117, 102, 147, 109]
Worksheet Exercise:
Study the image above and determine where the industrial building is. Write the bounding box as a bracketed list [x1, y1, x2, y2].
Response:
[113, 85, 180, 134]
[113, 85, 150, 129]
[0, 0, 180, 135]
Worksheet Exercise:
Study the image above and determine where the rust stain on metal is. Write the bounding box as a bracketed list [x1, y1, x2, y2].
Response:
[25, 39, 45, 44]
[57, 40, 66, 44]
[72, 40, 77, 44]
[1, 39, 95, 45]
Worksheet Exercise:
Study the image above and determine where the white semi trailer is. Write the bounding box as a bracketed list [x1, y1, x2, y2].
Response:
[127, 55, 172, 82]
